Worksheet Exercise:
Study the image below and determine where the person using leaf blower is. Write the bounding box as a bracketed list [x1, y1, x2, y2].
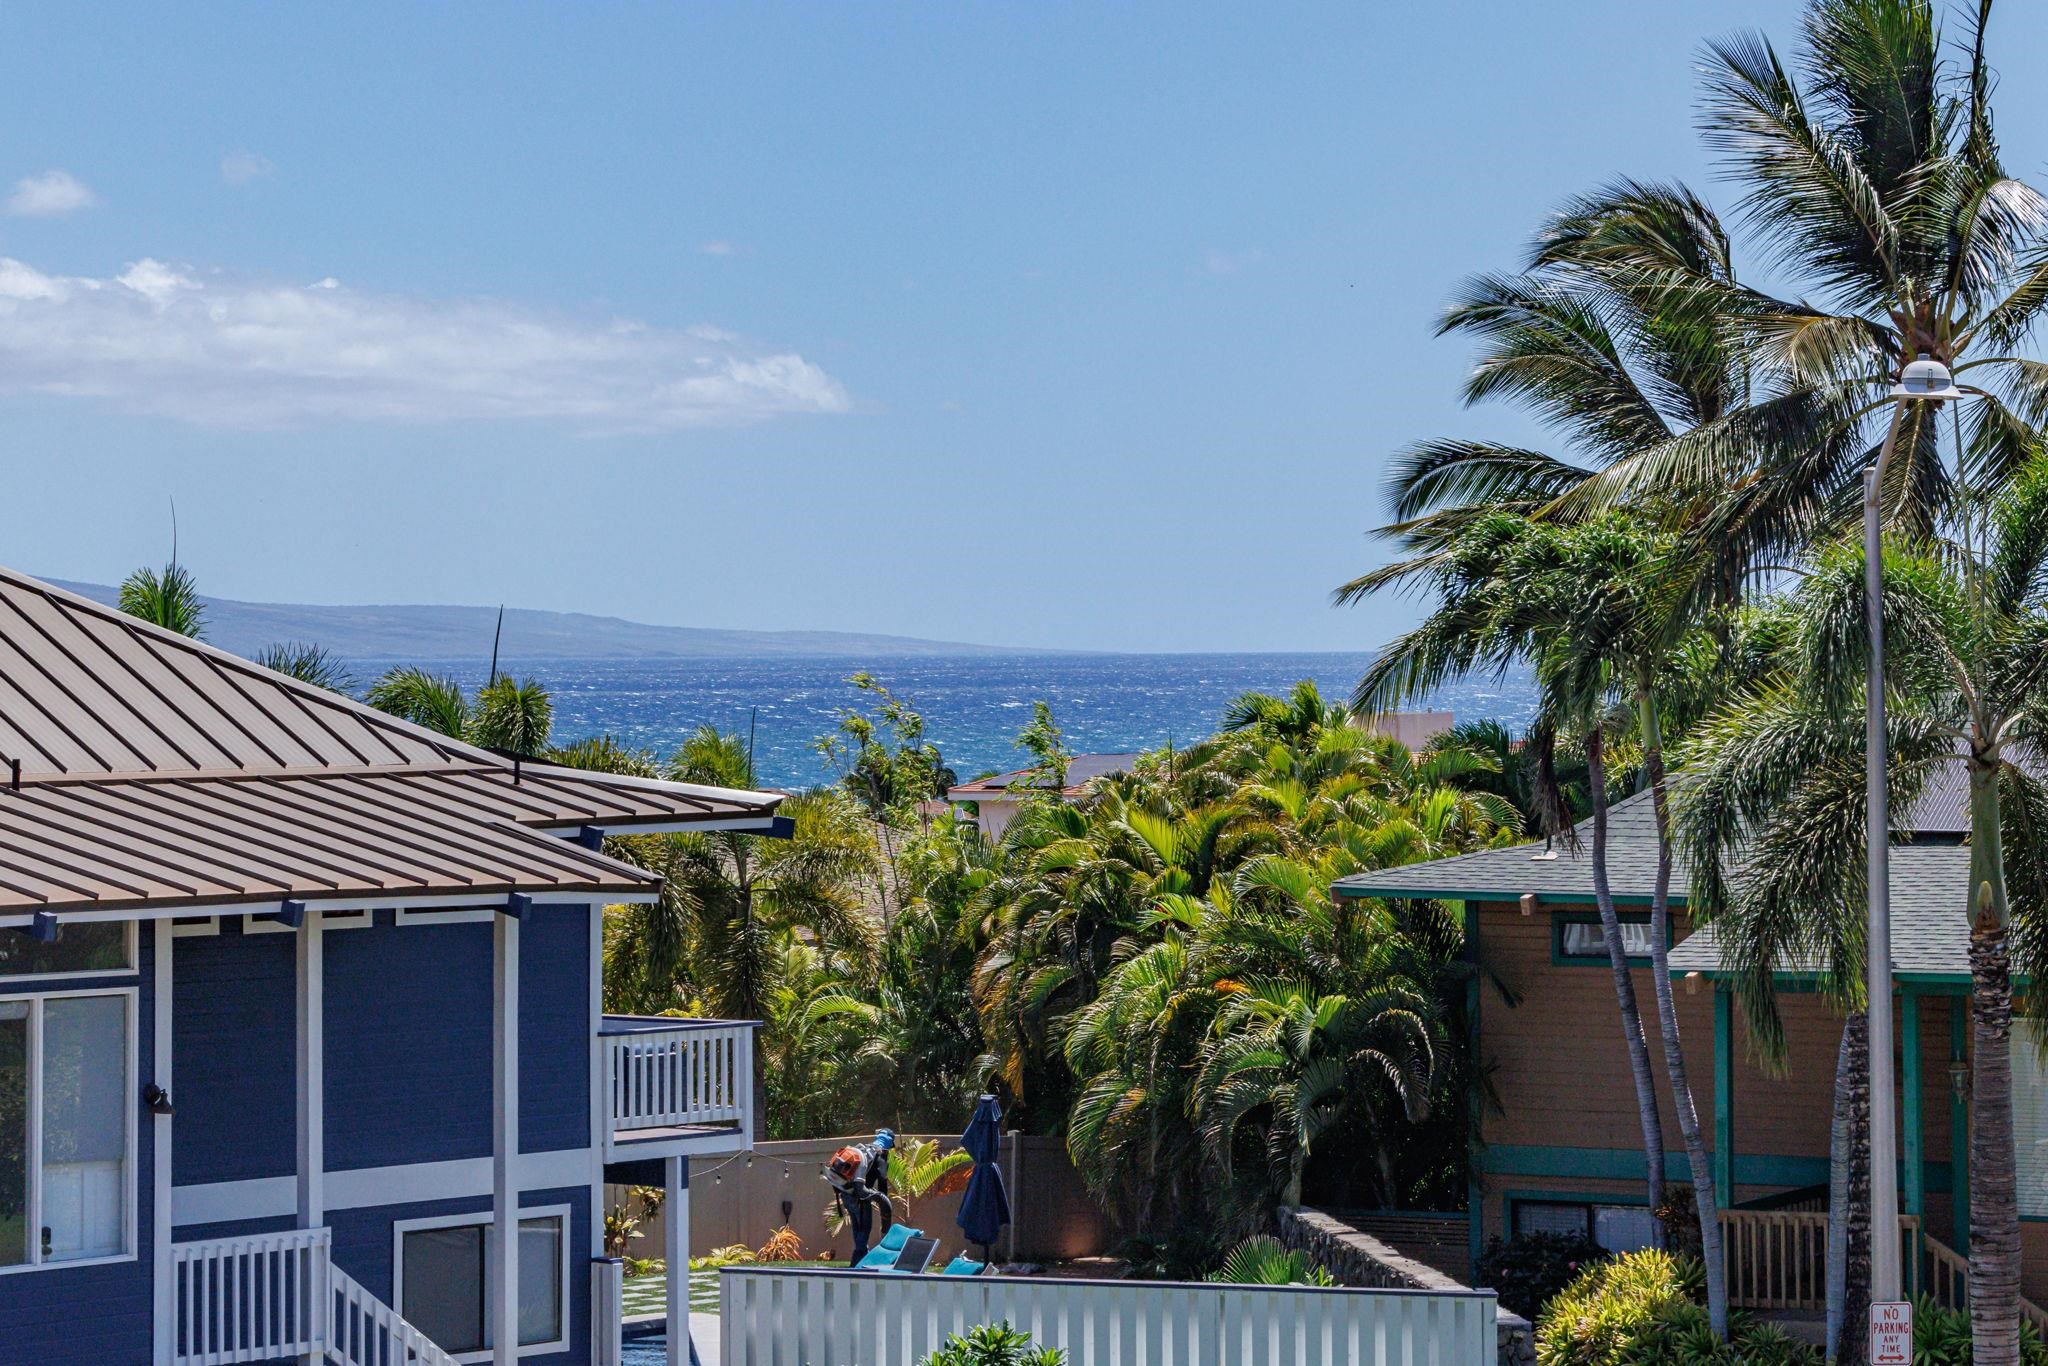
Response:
[825, 1129, 896, 1264]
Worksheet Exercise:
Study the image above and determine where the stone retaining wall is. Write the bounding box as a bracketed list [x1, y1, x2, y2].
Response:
[1276, 1206, 1534, 1366]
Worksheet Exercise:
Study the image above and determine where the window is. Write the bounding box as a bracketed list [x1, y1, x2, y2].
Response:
[243, 909, 372, 935]
[0, 990, 135, 1272]
[395, 1210, 568, 1360]
[2011, 1036, 2048, 1218]
[0, 922, 133, 979]
[1556, 915, 1657, 964]
[1513, 1198, 1660, 1254]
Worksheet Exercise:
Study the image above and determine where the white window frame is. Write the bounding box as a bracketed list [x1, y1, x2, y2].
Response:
[244, 909, 372, 935]
[0, 986, 139, 1276]
[0, 920, 137, 982]
[391, 1204, 571, 1361]
[169, 917, 221, 938]
[395, 907, 497, 926]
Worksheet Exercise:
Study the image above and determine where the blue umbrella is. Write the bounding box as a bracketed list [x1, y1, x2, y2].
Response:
[955, 1094, 1011, 1264]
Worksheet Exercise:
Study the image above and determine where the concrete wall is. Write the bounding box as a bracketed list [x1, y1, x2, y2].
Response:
[611, 1132, 1110, 1266]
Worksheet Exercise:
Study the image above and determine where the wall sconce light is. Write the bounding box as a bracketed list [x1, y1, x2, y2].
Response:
[1948, 1059, 1970, 1101]
[143, 1083, 174, 1117]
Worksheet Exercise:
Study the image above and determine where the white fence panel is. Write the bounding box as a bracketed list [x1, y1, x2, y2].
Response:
[719, 1267, 1496, 1366]
[606, 1022, 750, 1131]
[171, 1226, 329, 1365]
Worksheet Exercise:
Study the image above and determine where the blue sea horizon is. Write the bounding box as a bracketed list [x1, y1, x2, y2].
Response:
[346, 652, 1536, 791]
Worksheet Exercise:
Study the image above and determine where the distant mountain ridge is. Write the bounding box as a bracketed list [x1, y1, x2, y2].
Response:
[45, 579, 1036, 662]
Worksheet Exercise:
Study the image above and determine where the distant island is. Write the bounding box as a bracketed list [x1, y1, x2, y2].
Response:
[45, 578, 1041, 662]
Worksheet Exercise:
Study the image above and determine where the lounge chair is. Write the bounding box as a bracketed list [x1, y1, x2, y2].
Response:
[855, 1224, 922, 1270]
[939, 1254, 986, 1276]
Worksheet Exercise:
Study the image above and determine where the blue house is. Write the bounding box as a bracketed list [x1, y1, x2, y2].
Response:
[0, 569, 775, 1365]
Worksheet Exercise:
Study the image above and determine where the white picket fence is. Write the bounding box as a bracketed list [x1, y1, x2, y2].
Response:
[604, 1019, 751, 1132]
[719, 1267, 1497, 1366]
[170, 1227, 457, 1366]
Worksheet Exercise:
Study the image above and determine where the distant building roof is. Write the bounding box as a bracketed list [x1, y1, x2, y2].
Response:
[0, 567, 783, 923]
[1332, 773, 1984, 980]
[946, 752, 1140, 801]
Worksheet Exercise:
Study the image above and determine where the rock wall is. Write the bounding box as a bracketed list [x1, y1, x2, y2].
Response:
[1276, 1206, 1534, 1366]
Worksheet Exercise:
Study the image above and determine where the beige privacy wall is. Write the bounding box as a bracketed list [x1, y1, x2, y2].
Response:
[610, 1133, 1113, 1265]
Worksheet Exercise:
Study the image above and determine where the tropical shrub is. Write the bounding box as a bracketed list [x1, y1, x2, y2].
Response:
[1907, 1296, 2048, 1364]
[1533, 1250, 1818, 1365]
[1205, 1235, 1334, 1286]
[916, 1322, 1065, 1366]
[686, 1244, 757, 1272]
[755, 1226, 804, 1262]
[1474, 1231, 1608, 1321]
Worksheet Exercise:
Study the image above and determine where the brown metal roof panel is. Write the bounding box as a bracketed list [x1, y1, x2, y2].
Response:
[0, 608, 152, 772]
[65, 778, 374, 888]
[318, 774, 636, 883]
[4, 593, 236, 770]
[17, 785, 314, 895]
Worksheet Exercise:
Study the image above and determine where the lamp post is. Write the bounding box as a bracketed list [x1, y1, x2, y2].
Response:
[1866, 352, 1967, 1302]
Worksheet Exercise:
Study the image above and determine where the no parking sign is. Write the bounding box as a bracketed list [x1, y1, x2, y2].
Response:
[1870, 1300, 1913, 1364]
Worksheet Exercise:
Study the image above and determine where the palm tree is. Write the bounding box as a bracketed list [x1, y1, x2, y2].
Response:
[118, 561, 206, 638]
[1679, 468, 2048, 1358]
[362, 667, 553, 756]
[1544, 2, 2048, 583]
[253, 641, 354, 692]
[1353, 514, 1676, 1263]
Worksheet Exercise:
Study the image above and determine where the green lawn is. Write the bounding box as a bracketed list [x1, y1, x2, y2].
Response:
[621, 1261, 843, 1318]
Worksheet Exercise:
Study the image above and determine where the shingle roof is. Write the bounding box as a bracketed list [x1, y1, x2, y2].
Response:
[1332, 788, 1978, 978]
[0, 567, 784, 920]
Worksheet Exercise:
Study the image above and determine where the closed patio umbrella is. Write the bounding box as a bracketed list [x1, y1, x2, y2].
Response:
[955, 1094, 1011, 1267]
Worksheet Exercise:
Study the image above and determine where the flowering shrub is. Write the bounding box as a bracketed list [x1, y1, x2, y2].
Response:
[1475, 1231, 1608, 1320]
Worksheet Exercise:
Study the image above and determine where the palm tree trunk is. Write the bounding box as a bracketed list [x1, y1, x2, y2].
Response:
[1828, 1011, 1871, 1366]
[1637, 687, 1726, 1335]
[1585, 729, 1667, 1220]
[1968, 747, 2020, 1364]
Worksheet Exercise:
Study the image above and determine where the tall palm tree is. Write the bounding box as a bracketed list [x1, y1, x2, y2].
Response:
[253, 641, 354, 693]
[362, 667, 554, 756]
[1681, 467, 2048, 1358]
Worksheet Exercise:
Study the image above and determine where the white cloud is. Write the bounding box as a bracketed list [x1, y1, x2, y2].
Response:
[6, 170, 97, 217]
[219, 151, 276, 186]
[0, 256, 851, 431]
[698, 240, 737, 256]
[1204, 247, 1265, 275]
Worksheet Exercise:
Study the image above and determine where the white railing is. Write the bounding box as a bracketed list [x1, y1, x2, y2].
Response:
[170, 1228, 457, 1366]
[718, 1267, 1498, 1366]
[604, 1019, 751, 1133]
[172, 1226, 329, 1364]
[328, 1261, 462, 1366]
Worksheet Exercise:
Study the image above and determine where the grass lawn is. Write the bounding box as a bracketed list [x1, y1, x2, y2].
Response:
[622, 1260, 843, 1318]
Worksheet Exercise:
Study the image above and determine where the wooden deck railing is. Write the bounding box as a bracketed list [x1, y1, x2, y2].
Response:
[602, 1017, 752, 1135]
[1722, 1209, 2048, 1333]
[170, 1227, 458, 1366]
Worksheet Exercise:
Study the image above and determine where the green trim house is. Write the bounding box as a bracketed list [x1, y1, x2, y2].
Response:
[1330, 779, 2043, 1311]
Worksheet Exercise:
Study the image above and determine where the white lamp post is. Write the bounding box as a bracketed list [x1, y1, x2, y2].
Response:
[1866, 352, 1968, 1302]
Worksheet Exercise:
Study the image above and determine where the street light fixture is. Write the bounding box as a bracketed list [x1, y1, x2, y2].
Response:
[1865, 352, 1967, 1303]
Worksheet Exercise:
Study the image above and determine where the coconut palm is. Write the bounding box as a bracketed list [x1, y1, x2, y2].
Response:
[254, 641, 354, 692]
[362, 667, 554, 756]
[1680, 466, 2048, 1358]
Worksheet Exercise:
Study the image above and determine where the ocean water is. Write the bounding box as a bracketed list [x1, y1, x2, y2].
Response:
[346, 652, 1535, 790]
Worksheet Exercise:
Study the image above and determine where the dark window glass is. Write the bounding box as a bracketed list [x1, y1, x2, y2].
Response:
[0, 923, 130, 978]
[403, 1225, 485, 1354]
[0, 1003, 25, 1266]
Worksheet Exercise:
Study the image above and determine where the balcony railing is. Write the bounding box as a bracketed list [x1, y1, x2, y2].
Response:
[600, 1016, 754, 1140]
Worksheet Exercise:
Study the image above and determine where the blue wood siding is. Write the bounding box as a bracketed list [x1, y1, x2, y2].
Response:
[330, 1185, 592, 1365]
[325, 912, 494, 1170]
[0, 929, 156, 1364]
[521, 904, 591, 1155]
[173, 921, 297, 1185]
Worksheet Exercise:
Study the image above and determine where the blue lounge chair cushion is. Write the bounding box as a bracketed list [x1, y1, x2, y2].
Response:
[855, 1225, 922, 1270]
[940, 1255, 985, 1276]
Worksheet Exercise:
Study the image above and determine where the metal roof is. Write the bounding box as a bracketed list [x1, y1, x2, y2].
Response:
[0, 567, 786, 919]
[0, 769, 661, 916]
[0, 567, 478, 777]
[948, 752, 1140, 799]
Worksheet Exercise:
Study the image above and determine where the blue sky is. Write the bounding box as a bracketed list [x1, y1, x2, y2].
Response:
[2, 2, 2040, 652]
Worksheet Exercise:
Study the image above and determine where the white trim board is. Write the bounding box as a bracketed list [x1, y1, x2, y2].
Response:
[0, 891, 655, 929]
[170, 1149, 597, 1228]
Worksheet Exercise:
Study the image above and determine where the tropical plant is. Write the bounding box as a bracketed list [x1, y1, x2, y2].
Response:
[1204, 1235, 1334, 1287]
[1534, 1249, 1818, 1366]
[253, 641, 354, 692]
[917, 1323, 1065, 1366]
[118, 561, 206, 638]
